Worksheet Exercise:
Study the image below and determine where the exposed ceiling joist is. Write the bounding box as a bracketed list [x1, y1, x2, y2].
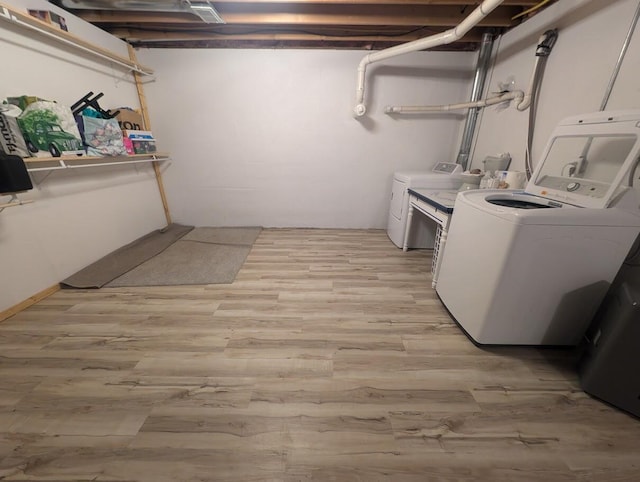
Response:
[52, 0, 558, 49]
[76, 6, 521, 27]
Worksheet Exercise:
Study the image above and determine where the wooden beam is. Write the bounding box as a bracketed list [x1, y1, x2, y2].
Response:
[126, 40, 483, 51]
[128, 45, 172, 227]
[0, 284, 60, 323]
[211, 0, 539, 4]
[115, 28, 485, 44]
[24, 152, 170, 164]
[77, 5, 520, 27]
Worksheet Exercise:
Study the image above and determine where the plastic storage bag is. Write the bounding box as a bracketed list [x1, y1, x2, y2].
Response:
[0, 103, 30, 157]
[80, 115, 127, 156]
[17, 100, 84, 157]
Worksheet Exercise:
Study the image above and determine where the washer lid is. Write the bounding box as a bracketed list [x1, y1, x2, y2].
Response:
[458, 189, 640, 226]
[393, 170, 463, 187]
[393, 170, 431, 182]
[525, 110, 640, 209]
[394, 164, 462, 182]
[485, 195, 555, 210]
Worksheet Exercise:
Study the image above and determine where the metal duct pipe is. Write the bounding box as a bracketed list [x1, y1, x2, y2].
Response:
[600, 0, 640, 110]
[353, 0, 506, 117]
[58, 0, 225, 23]
[456, 32, 494, 170]
[575, 2, 640, 178]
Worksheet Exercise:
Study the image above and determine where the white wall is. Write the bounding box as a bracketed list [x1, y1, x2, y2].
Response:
[2, 0, 632, 314]
[137, 48, 476, 228]
[0, 0, 166, 313]
[471, 0, 640, 173]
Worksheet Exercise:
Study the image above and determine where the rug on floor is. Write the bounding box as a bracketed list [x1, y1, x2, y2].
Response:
[61, 223, 194, 289]
[106, 226, 262, 286]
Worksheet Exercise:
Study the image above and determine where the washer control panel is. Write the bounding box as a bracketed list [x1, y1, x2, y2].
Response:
[536, 175, 607, 198]
[432, 162, 462, 175]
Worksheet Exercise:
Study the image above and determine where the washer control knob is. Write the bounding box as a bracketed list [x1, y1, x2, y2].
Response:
[567, 182, 580, 192]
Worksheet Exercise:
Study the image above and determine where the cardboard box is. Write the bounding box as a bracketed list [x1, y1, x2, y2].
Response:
[124, 130, 156, 154]
[124, 130, 154, 140]
[117, 109, 145, 132]
[131, 139, 157, 154]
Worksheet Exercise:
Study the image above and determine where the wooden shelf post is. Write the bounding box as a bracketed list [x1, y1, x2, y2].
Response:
[128, 44, 173, 226]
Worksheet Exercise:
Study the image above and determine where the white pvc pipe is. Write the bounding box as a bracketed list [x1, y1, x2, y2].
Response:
[353, 0, 506, 117]
[385, 90, 525, 114]
[515, 56, 542, 111]
[383, 37, 549, 115]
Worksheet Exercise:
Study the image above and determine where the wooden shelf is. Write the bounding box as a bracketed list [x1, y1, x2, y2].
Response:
[25, 152, 170, 172]
[0, 1, 153, 75]
[1, 2, 172, 224]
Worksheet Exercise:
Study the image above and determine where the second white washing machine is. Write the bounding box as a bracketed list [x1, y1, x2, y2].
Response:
[387, 163, 462, 249]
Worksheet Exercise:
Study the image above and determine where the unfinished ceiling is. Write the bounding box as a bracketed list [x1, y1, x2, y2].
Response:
[51, 0, 557, 50]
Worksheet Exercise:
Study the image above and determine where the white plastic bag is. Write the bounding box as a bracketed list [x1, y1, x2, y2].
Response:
[18, 100, 84, 157]
[81, 115, 127, 156]
[0, 103, 30, 157]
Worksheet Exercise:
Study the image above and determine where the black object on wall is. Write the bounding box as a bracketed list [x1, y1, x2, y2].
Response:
[70, 92, 119, 119]
[0, 153, 33, 194]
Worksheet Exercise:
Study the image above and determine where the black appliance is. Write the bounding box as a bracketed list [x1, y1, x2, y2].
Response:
[579, 237, 640, 418]
[0, 153, 33, 194]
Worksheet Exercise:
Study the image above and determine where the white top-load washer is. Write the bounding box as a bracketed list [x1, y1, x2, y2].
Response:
[387, 163, 463, 248]
[436, 110, 640, 346]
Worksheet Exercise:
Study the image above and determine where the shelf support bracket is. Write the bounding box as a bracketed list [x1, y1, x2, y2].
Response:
[0, 194, 34, 212]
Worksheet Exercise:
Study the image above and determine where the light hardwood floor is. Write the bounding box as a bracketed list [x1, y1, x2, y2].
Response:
[0, 228, 638, 481]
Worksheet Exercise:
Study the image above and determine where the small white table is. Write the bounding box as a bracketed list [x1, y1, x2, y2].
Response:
[403, 188, 458, 288]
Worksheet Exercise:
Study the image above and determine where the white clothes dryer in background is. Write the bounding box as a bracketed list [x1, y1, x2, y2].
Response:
[436, 110, 640, 346]
[387, 163, 462, 249]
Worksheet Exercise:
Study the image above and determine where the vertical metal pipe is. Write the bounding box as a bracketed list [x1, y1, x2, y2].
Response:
[577, 2, 639, 175]
[456, 32, 494, 170]
[599, 0, 640, 110]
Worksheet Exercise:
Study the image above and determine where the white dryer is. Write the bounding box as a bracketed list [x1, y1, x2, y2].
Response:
[436, 110, 640, 346]
[387, 163, 462, 248]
